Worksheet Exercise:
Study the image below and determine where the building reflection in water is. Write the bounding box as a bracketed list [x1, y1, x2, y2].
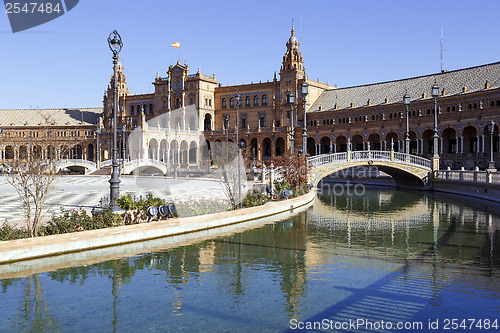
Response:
[0, 189, 499, 331]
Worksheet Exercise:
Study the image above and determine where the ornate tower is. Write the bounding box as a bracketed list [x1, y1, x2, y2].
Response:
[103, 56, 129, 122]
[280, 23, 305, 76]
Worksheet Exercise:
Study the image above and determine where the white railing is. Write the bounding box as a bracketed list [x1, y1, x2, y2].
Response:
[393, 152, 432, 169]
[435, 170, 500, 184]
[100, 159, 112, 167]
[58, 159, 97, 168]
[308, 152, 348, 168]
[127, 158, 166, 168]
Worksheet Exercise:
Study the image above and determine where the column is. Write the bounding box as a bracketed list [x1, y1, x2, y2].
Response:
[440, 138, 444, 155]
[456, 137, 460, 153]
[481, 135, 485, 153]
[416, 139, 420, 155]
[476, 137, 480, 154]
[460, 136, 464, 153]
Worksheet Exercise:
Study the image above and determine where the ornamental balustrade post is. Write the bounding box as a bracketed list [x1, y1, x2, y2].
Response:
[390, 138, 395, 162]
[347, 138, 351, 161]
[261, 164, 267, 184]
[270, 162, 275, 196]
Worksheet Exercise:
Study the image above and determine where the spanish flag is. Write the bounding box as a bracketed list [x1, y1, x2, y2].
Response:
[172, 42, 180, 48]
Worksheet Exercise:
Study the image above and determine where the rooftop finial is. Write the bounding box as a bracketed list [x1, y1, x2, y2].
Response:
[291, 19, 295, 35]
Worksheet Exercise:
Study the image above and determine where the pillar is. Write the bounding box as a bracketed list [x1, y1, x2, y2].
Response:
[481, 135, 485, 153]
[460, 136, 464, 153]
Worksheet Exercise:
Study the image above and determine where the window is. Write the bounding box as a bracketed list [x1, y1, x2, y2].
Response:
[262, 94, 267, 106]
[149, 104, 154, 114]
[452, 105, 456, 112]
[254, 95, 259, 106]
[190, 98, 194, 105]
[467, 104, 472, 110]
[258, 112, 266, 127]
[230, 97, 235, 108]
[143, 104, 147, 113]
[447, 106, 451, 113]
[162, 100, 166, 108]
[222, 98, 227, 109]
[223, 114, 229, 129]
[497, 100, 500, 107]
[209, 99, 212, 107]
[205, 98, 208, 106]
[491, 101, 495, 107]
[241, 113, 247, 128]
[238, 96, 242, 108]
[245, 96, 251, 107]
[131, 105, 135, 115]
[473, 103, 478, 109]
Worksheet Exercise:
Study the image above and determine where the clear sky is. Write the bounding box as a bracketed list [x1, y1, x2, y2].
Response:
[1, 0, 499, 109]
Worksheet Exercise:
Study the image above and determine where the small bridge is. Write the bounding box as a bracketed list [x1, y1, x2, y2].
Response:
[97, 159, 168, 175]
[307, 151, 433, 188]
[122, 159, 167, 175]
[55, 159, 97, 174]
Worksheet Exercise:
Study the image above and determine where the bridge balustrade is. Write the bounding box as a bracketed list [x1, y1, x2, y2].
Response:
[435, 170, 499, 184]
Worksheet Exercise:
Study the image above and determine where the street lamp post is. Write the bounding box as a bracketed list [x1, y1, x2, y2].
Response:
[301, 80, 308, 155]
[174, 127, 178, 179]
[288, 92, 295, 154]
[488, 119, 496, 170]
[235, 93, 242, 208]
[107, 30, 123, 209]
[431, 84, 440, 158]
[403, 93, 411, 154]
[96, 127, 100, 168]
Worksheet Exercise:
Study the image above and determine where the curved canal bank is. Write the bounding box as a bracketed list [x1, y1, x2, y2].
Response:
[0, 190, 316, 268]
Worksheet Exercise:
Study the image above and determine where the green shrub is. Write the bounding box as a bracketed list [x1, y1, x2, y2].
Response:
[117, 193, 168, 212]
[0, 222, 28, 241]
[41, 208, 122, 235]
[242, 192, 270, 208]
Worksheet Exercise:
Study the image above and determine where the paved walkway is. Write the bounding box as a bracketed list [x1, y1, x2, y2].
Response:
[0, 175, 228, 227]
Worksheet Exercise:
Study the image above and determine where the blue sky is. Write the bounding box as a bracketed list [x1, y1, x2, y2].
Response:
[1, 0, 499, 109]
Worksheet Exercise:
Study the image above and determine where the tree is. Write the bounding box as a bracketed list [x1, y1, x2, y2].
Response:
[274, 153, 308, 189]
[5, 112, 60, 237]
[211, 141, 247, 209]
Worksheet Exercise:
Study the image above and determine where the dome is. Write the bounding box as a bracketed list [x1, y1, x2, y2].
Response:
[289, 36, 298, 44]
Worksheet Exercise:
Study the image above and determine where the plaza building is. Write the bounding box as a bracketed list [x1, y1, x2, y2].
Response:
[0, 25, 499, 172]
[0, 108, 101, 170]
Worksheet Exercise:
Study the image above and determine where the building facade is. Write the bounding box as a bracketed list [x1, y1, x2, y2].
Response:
[1, 25, 498, 172]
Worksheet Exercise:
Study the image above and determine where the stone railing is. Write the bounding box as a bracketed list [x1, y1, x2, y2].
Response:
[435, 169, 500, 185]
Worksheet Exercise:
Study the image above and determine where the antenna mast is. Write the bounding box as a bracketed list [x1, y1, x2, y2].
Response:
[440, 26, 444, 72]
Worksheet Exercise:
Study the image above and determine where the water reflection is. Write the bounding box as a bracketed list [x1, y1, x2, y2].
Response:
[1, 189, 500, 332]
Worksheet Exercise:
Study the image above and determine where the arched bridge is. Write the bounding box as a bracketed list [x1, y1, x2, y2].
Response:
[307, 151, 433, 188]
[98, 159, 168, 175]
[122, 159, 167, 175]
[55, 159, 96, 174]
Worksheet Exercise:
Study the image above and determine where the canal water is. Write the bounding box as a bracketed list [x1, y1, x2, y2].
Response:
[0, 189, 499, 332]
